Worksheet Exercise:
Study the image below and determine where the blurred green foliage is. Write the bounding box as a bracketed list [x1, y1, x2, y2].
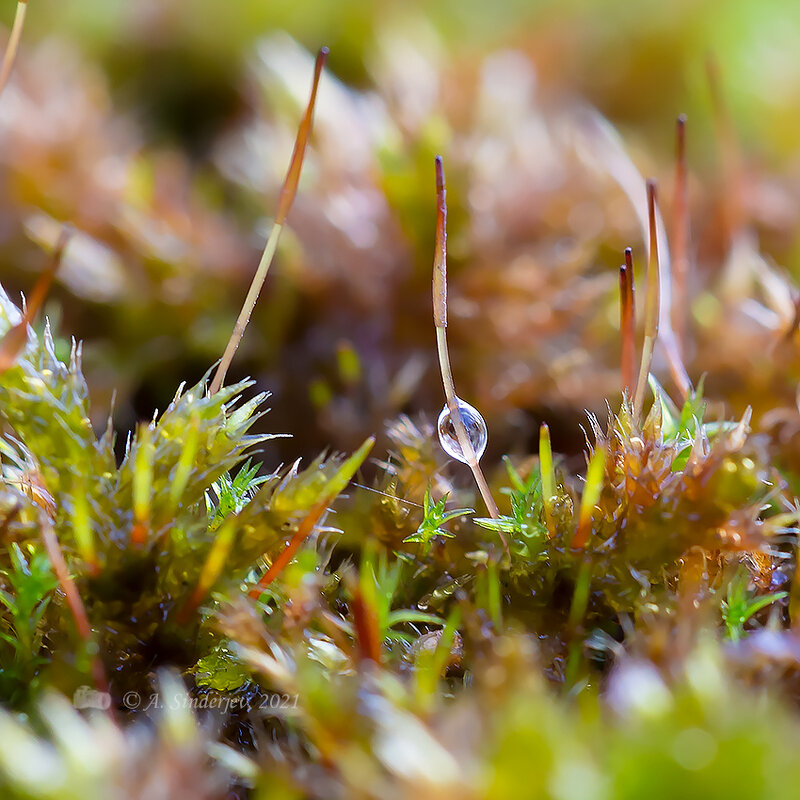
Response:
[8, 0, 800, 159]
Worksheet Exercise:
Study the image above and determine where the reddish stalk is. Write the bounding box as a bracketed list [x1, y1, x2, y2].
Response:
[672, 115, 690, 357]
[350, 585, 382, 665]
[209, 47, 328, 396]
[181, 495, 335, 621]
[633, 181, 661, 418]
[432, 156, 508, 556]
[0, 1, 27, 100]
[0, 227, 71, 374]
[182, 480, 352, 620]
[273, 49, 328, 228]
[248, 498, 330, 599]
[570, 106, 688, 400]
[40, 515, 111, 698]
[620, 247, 636, 398]
[244, 436, 374, 602]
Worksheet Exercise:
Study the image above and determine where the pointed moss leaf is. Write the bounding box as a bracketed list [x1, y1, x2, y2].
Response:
[118, 374, 274, 527]
[0, 295, 116, 535]
[270, 436, 375, 514]
[0, 543, 57, 701]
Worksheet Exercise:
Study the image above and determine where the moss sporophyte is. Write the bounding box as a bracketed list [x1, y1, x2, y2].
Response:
[2, 15, 800, 800]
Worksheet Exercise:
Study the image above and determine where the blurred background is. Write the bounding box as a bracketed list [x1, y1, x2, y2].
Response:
[2, 0, 800, 469]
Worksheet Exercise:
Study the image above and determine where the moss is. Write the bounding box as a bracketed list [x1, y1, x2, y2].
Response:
[3, 9, 800, 798]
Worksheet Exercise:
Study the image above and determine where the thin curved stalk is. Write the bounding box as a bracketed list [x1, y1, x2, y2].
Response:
[0, 227, 71, 374]
[571, 109, 690, 400]
[40, 515, 111, 702]
[672, 114, 690, 358]
[633, 181, 660, 418]
[0, 1, 27, 100]
[620, 247, 636, 398]
[432, 156, 507, 556]
[209, 47, 328, 395]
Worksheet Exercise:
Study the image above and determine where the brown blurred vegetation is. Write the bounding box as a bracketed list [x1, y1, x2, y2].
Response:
[2, 0, 800, 471]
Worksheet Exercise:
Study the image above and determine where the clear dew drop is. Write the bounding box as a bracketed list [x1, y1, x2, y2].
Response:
[437, 398, 488, 463]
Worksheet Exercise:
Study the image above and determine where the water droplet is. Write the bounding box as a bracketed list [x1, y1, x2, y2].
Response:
[437, 398, 487, 463]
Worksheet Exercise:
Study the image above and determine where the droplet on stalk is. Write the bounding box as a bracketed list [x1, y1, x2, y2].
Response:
[431, 156, 504, 552]
[437, 398, 488, 463]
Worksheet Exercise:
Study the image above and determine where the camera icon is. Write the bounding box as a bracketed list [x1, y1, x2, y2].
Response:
[73, 685, 111, 711]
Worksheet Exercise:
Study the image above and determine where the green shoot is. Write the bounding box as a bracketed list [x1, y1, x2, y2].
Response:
[167, 412, 200, 513]
[206, 458, 269, 531]
[0, 542, 56, 700]
[131, 423, 154, 546]
[404, 487, 473, 555]
[475, 557, 504, 629]
[565, 558, 593, 687]
[474, 457, 547, 556]
[571, 447, 606, 550]
[487, 557, 502, 628]
[333, 548, 444, 653]
[722, 568, 787, 642]
[360, 548, 443, 642]
[539, 423, 557, 539]
[70, 478, 96, 570]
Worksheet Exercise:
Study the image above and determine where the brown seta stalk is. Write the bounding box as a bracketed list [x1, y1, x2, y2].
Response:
[0, 1, 27, 100]
[432, 156, 508, 556]
[569, 109, 690, 402]
[0, 227, 72, 374]
[246, 498, 331, 600]
[40, 515, 112, 704]
[672, 114, 690, 358]
[209, 46, 328, 396]
[633, 180, 660, 419]
[620, 247, 636, 398]
[349, 582, 382, 665]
